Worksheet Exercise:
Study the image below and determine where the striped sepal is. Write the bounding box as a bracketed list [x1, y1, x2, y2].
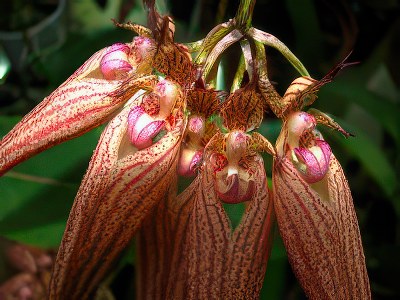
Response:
[0, 45, 154, 176]
[137, 151, 274, 299]
[48, 101, 185, 299]
[273, 155, 371, 299]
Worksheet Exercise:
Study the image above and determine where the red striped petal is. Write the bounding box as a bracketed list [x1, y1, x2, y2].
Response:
[273, 155, 371, 299]
[137, 148, 274, 299]
[48, 99, 185, 299]
[0, 44, 156, 176]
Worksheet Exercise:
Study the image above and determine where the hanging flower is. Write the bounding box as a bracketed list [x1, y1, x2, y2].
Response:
[272, 65, 370, 299]
[0, 1, 371, 299]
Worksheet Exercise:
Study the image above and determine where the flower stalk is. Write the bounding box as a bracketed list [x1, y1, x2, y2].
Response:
[235, 0, 256, 30]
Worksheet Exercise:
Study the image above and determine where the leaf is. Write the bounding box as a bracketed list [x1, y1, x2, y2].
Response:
[285, 0, 323, 64]
[319, 80, 400, 146]
[260, 234, 287, 300]
[0, 116, 101, 246]
[4, 221, 67, 248]
[70, 0, 122, 32]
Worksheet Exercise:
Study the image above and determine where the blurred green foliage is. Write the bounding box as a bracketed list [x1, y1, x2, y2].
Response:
[0, 0, 399, 299]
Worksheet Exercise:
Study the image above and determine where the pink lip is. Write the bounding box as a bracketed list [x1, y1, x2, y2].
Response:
[127, 106, 166, 150]
[293, 139, 332, 183]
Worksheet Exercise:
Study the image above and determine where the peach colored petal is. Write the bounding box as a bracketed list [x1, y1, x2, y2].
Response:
[48, 100, 185, 299]
[273, 155, 371, 299]
[0, 44, 156, 176]
[137, 148, 274, 299]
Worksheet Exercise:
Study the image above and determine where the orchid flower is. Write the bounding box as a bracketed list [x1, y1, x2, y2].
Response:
[0, 0, 371, 299]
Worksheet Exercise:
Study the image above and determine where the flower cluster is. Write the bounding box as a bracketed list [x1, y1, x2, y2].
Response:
[0, 1, 370, 299]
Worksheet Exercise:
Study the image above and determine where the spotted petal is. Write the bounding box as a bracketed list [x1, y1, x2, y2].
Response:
[0, 43, 156, 176]
[273, 155, 371, 299]
[137, 143, 274, 299]
[48, 97, 185, 299]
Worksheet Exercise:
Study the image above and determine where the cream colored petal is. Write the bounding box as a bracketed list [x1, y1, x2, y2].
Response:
[273, 155, 371, 299]
[48, 101, 184, 299]
[137, 150, 274, 299]
[0, 44, 156, 176]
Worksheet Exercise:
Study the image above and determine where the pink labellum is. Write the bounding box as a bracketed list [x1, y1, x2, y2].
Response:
[187, 115, 205, 136]
[215, 170, 255, 204]
[100, 43, 133, 80]
[127, 106, 165, 149]
[183, 115, 206, 149]
[177, 148, 203, 177]
[293, 139, 332, 183]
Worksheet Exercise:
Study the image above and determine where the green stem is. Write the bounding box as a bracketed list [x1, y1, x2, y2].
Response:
[248, 27, 310, 76]
[231, 54, 246, 93]
[235, 0, 256, 29]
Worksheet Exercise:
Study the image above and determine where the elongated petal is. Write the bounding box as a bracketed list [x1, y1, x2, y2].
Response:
[0, 44, 155, 176]
[49, 99, 185, 299]
[135, 183, 180, 300]
[137, 149, 274, 299]
[273, 155, 371, 299]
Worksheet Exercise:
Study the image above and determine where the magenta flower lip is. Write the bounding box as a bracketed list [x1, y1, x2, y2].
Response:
[127, 105, 166, 150]
[216, 173, 255, 204]
[293, 139, 332, 183]
[100, 43, 133, 80]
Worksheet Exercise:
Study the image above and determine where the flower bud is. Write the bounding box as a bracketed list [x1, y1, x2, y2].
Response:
[127, 106, 165, 150]
[100, 43, 133, 80]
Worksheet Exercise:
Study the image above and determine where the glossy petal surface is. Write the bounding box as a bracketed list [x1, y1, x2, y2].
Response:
[273, 155, 371, 299]
[0, 44, 156, 176]
[137, 147, 274, 299]
[49, 98, 185, 299]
